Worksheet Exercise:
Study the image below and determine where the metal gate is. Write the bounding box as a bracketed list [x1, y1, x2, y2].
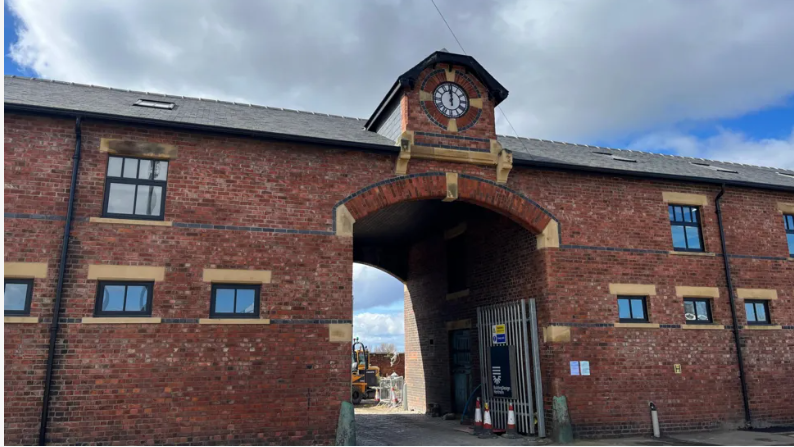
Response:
[477, 299, 545, 437]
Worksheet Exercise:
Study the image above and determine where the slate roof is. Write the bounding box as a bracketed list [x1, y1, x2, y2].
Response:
[5, 75, 794, 192]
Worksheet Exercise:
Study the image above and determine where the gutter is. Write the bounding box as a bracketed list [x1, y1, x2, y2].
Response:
[715, 185, 752, 428]
[38, 117, 82, 445]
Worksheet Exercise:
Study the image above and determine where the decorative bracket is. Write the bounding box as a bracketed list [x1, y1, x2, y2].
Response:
[395, 131, 413, 175]
[495, 142, 513, 184]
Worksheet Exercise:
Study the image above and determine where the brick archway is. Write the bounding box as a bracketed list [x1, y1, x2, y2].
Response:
[333, 172, 558, 237]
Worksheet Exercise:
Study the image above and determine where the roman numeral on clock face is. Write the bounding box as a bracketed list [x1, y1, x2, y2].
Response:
[431, 82, 470, 119]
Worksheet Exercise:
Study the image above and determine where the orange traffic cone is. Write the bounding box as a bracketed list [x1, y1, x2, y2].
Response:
[472, 397, 482, 436]
[478, 402, 495, 439]
[506, 403, 519, 438]
[374, 387, 381, 403]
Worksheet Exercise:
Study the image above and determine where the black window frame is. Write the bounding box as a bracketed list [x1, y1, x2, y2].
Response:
[102, 156, 168, 221]
[784, 214, 794, 257]
[744, 299, 771, 325]
[210, 284, 261, 319]
[683, 298, 713, 324]
[668, 204, 705, 252]
[94, 280, 154, 317]
[4, 278, 34, 316]
[617, 296, 649, 323]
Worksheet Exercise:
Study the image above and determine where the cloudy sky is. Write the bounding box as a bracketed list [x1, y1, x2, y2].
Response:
[6, 0, 794, 349]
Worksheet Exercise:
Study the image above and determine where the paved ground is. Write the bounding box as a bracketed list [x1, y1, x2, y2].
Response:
[355, 403, 529, 446]
[665, 428, 794, 446]
[354, 401, 794, 446]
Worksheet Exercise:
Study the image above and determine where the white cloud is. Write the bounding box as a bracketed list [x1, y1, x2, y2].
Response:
[630, 128, 794, 170]
[7, 0, 794, 143]
[353, 264, 404, 312]
[353, 312, 405, 351]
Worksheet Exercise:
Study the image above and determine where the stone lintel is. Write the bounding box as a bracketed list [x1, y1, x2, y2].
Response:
[736, 288, 778, 300]
[609, 284, 656, 296]
[662, 192, 708, 207]
[87, 265, 165, 282]
[5, 262, 48, 279]
[100, 138, 178, 159]
[675, 286, 720, 298]
[202, 269, 272, 284]
[777, 202, 794, 214]
[445, 319, 472, 331]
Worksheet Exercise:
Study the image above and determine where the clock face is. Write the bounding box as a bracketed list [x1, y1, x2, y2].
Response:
[433, 82, 469, 118]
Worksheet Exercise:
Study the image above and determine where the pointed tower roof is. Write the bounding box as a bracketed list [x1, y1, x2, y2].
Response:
[365, 50, 508, 131]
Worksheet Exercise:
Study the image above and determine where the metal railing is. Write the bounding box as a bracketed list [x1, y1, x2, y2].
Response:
[477, 299, 545, 437]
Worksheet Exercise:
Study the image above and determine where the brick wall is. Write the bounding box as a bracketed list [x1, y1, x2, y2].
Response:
[5, 112, 794, 444]
[368, 353, 405, 378]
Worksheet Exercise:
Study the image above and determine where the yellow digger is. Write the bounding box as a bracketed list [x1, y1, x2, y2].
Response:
[351, 338, 380, 404]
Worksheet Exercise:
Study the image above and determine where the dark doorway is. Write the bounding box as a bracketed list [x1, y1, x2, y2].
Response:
[449, 329, 472, 415]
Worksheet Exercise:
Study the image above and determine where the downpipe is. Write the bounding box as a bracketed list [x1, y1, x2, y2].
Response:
[715, 185, 752, 428]
[38, 117, 82, 445]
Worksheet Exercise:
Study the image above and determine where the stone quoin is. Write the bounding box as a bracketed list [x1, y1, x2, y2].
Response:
[4, 50, 794, 445]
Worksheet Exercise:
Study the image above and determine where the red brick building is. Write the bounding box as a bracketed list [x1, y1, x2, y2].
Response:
[4, 51, 794, 445]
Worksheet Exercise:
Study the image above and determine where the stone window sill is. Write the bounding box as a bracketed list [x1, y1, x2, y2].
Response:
[82, 317, 162, 324]
[90, 217, 173, 227]
[668, 251, 716, 257]
[198, 319, 270, 325]
[744, 325, 782, 331]
[4, 316, 40, 324]
[613, 322, 660, 329]
[682, 324, 723, 330]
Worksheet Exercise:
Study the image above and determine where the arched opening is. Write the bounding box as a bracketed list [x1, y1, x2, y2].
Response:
[343, 174, 554, 443]
[352, 262, 406, 375]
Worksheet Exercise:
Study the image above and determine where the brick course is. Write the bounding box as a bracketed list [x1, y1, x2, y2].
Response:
[5, 75, 794, 445]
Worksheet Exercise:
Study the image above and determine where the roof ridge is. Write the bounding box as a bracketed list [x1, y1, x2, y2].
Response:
[4, 74, 366, 122]
[498, 134, 794, 174]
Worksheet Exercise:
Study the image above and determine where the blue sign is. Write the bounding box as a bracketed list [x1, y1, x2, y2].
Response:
[491, 345, 515, 398]
[492, 324, 507, 344]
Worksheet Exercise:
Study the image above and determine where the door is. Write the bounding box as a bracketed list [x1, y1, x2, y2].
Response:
[449, 329, 472, 414]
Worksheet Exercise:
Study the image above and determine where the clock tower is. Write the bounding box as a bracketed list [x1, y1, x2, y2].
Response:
[364, 50, 513, 183]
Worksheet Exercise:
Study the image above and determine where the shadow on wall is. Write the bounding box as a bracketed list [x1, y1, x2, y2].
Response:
[404, 209, 545, 416]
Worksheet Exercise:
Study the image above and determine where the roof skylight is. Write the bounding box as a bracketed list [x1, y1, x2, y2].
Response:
[593, 151, 636, 163]
[134, 99, 175, 110]
[690, 162, 738, 174]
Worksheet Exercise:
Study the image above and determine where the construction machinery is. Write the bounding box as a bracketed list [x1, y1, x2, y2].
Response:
[351, 338, 380, 404]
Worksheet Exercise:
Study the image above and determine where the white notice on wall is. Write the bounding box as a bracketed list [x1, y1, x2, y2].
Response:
[580, 361, 590, 376]
[570, 361, 580, 375]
